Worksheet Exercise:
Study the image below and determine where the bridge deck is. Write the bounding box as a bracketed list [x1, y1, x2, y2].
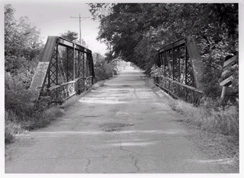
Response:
[6, 68, 230, 173]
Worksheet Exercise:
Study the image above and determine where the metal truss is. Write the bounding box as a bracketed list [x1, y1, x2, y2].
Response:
[30, 36, 95, 103]
[154, 36, 204, 105]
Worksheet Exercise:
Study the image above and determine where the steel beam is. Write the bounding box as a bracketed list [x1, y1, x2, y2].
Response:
[58, 37, 92, 54]
[155, 36, 204, 105]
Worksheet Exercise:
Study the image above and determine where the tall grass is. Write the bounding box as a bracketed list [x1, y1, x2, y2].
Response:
[146, 77, 239, 138]
[5, 87, 64, 144]
[168, 98, 239, 138]
[167, 97, 239, 167]
[5, 104, 64, 143]
[5, 112, 22, 144]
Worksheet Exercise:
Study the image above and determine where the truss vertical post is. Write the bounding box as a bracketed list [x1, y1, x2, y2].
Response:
[179, 48, 181, 82]
[186, 36, 204, 90]
[172, 47, 174, 80]
[87, 54, 89, 77]
[167, 50, 173, 79]
[159, 53, 161, 66]
[47, 66, 50, 88]
[89, 55, 91, 76]
[66, 47, 69, 82]
[86, 53, 89, 77]
[163, 52, 166, 76]
[77, 52, 80, 78]
[82, 52, 85, 86]
[83, 53, 85, 78]
[73, 44, 76, 80]
[165, 51, 168, 77]
[88, 54, 91, 83]
[56, 43, 59, 85]
[55, 43, 59, 100]
[86, 54, 88, 77]
[185, 44, 188, 85]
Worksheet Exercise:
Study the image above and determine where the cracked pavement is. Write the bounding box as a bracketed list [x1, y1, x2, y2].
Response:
[6, 67, 227, 173]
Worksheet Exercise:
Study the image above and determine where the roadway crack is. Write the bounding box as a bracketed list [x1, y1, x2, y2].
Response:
[119, 144, 140, 172]
[84, 158, 91, 173]
[181, 160, 187, 173]
[119, 145, 139, 156]
[131, 155, 140, 172]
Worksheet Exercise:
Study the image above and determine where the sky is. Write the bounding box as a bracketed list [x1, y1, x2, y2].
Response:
[3, 0, 242, 57]
[5, 0, 108, 56]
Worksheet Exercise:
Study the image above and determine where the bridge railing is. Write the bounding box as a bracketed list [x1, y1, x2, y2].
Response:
[154, 76, 203, 105]
[46, 76, 93, 103]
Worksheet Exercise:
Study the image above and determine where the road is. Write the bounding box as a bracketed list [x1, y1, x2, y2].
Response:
[6, 67, 225, 173]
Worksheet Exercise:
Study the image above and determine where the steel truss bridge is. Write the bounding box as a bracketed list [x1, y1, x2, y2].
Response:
[153, 36, 204, 105]
[30, 35, 206, 105]
[30, 36, 95, 103]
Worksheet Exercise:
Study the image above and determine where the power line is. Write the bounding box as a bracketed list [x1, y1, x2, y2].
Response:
[70, 14, 89, 45]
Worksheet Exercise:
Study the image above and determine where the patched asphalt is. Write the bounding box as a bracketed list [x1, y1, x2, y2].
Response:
[5, 67, 228, 173]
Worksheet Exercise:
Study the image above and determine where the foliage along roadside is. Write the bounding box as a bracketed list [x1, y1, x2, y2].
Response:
[5, 4, 46, 143]
[4, 5, 118, 144]
[88, 3, 238, 102]
[146, 77, 238, 168]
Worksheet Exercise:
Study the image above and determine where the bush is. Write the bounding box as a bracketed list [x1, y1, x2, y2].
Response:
[5, 90, 35, 120]
[94, 60, 117, 81]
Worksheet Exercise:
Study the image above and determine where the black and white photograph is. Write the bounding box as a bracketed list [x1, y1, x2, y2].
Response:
[2, 0, 241, 175]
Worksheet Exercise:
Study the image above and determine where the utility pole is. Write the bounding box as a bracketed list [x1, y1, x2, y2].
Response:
[70, 14, 89, 45]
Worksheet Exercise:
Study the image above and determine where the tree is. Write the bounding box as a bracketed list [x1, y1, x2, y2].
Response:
[60, 30, 89, 48]
[89, 3, 237, 64]
[92, 52, 105, 64]
[5, 4, 43, 89]
[89, 3, 238, 100]
[5, 4, 43, 74]
[60, 30, 78, 42]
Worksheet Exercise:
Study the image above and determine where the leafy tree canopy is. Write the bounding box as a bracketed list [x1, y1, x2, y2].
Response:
[60, 30, 89, 48]
[89, 3, 237, 68]
[60, 30, 78, 42]
[5, 4, 43, 74]
[89, 3, 238, 99]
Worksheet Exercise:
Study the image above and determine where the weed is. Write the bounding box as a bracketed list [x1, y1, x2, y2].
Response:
[5, 112, 23, 143]
[5, 88, 64, 143]
[166, 98, 239, 138]
[23, 107, 64, 130]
